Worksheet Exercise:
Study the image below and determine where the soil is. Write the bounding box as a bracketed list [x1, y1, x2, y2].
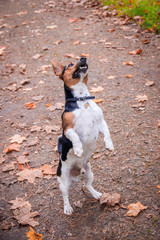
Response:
[0, 0, 160, 239]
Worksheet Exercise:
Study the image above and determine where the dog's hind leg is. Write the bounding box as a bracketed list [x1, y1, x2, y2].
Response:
[84, 162, 102, 199]
[57, 166, 73, 215]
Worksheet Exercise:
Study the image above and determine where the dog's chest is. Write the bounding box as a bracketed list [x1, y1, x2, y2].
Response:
[73, 103, 101, 144]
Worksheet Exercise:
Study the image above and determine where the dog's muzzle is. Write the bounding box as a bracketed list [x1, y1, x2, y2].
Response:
[73, 57, 88, 78]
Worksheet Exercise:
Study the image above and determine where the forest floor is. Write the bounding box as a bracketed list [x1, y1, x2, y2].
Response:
[0, 0, 160, 239]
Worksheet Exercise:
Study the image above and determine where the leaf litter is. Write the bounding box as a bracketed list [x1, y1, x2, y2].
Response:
[9, 197, 40, 227]
[26, 227, 43, 240]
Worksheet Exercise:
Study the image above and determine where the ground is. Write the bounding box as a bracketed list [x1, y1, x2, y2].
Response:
[0, 0, 160, 239]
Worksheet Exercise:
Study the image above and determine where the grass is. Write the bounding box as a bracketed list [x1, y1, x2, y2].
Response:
[102, 0, 160, 33]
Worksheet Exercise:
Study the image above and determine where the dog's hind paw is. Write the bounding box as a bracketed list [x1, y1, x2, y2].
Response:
[64, 205, 73, 215]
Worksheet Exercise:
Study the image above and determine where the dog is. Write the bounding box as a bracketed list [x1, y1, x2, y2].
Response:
[52, 57, 114, 215]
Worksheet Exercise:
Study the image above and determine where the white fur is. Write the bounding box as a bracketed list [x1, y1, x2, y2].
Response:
[58, 78, 114, 215]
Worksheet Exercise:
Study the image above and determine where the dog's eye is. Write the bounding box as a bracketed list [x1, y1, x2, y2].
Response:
[68, 63, 74, 68]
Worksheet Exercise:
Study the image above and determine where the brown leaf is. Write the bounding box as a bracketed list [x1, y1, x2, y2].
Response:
[100, 192, 121, 207]
[25, 102, 36, 109]
[43, 125, 60, 134]
[73, 40, 80, 45]
[80, 53, 89, 58]
[16, 169, 43, 183]
[3, 143, 21, 153]
[125, 201, 147, 217]
[93, 153, 103, 159]
[18, 162, 30, 171]
[65, 53, 75, 59]
[9, 134, 26, 144]
[93, 99, 104, 103]
[69, 18, 80, 23]
[11, 200, 39, 227]
[135, 95, 148, 103]
[90, 86, 104, 93]
[17, 156, 30, 164]
[39, 164, 57, 175]
[108, 28, 115, 32]
[16, 11, 27, 15]
[126, 75, 133, 78]
[157, 120, 160, 128]
[46, 25, 57, 30]
[47, 102, 64, 111]
[3, 162, 16, 172]
[26, 227, 43, 240]
[32, 95, 44, 101]
[145, 80, 154, 86]
[142, 39, 150, 44]
[30, 126, 41, 132]
[123, 61, 134, 66]
[32, 54, 42, 59]
[129, 49, 142, 55]
[0, 45, 6, 56]
[54, 40, 62, 45]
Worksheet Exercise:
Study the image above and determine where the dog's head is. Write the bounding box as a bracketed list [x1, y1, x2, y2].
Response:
[51, 57, 88, 88]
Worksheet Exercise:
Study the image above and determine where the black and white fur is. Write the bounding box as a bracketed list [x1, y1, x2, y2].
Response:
[52, 57, 114, 215]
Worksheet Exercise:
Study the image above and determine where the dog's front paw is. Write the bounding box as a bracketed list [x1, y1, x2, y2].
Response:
[105, 141, 114, 151]
[92, 191, 102, 200]
[64, 205, 73, 215]
[74, 146, 83, 158]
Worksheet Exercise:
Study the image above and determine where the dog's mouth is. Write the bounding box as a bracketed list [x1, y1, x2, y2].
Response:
[73, 58, 88, 78]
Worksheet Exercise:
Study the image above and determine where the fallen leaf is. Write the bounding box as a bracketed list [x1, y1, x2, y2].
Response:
[100, 192, 121, 207]
[65, 53, 75, 58]
[93, 99, 103, 103]
[123, 61, 134, 66]
[30, 126, 41, 132]
[93, 153, 103, 159]
[0, 157, 5, 165]
[26, 227, 43, 240]
[129, 49, 142, 55]
[10, 198, 39, 227]
[19, 64, 27, 75]
[43, 125, 60, 133]
[80, 53, 89, 58]
[0, 45, 6, 56]
[17, 155, 30, 164]
[46, 103, 51, 107]
[145, 80, 154, 86]
[25, 102, 36, 109]
[108, 28, 115, 32]
[69, 18, 80, 23]
[9, 134, 26, 144]
[46, 25, 57, 30]
[142, 39, 150, 44]
[32, 95, 44, 101]
[16, 169, 43, 183]
[73, 40, 80, 45]
[48, 102, 64, 111]
[125, 201, 147, 217]
[73, 200, 83, 209]
[126, 75, 133, 78]
[54, 40, 62, 45]
[16, 11, 27, 15]
[18, 162, 30, 171]
[90, 86, 104, 93]
[108, 75, 115, 80]
[3, 162, 16, 172]
[21, 79, 30, 85]
[157, 120, 160, 128]
[39, 164, 57, 175]
[27, 137, 39, 147]
[34, 9, 47, 14]
[3, 143, 21, 153]
[135, 95, 148, 103]
[32, 54, 42, 59]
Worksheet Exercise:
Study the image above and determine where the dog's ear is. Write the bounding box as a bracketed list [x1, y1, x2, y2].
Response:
[51, 61, 64, 80]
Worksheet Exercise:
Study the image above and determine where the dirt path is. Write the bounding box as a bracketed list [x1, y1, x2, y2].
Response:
[0, 0, 160, 239]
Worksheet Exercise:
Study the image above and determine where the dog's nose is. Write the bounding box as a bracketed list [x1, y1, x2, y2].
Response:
[80, 57, 86, 63]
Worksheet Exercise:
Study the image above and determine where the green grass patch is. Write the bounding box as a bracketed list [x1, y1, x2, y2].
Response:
[102, 0, 160, 33]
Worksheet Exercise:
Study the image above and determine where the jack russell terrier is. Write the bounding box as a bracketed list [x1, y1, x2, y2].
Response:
[52, 57, 114, 215]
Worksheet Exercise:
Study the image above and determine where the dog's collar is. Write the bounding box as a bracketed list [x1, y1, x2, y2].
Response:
[66, 96, 95, 102]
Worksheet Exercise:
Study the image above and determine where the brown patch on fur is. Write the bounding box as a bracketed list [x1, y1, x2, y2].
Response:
[63, 65, 80, 88]
[63, 111, 75, 133]
[70, 167, 81, 176]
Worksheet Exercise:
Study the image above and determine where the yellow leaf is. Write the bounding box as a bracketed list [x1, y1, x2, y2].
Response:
[93, 99, 104, 103]
[157, 185, 160, 189]
[125, 201, 147, 217]
[26, 227, 43, 240]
